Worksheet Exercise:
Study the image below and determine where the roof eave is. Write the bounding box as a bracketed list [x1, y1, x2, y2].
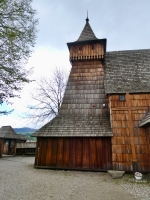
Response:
[139, 120, 150, 127]
[67, 38, 107, 52]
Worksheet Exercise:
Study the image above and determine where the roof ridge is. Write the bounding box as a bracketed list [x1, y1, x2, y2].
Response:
[106, 48, 150, 54]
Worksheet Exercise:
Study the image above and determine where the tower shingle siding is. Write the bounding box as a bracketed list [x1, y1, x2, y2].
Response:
[33, 60, 112, 137]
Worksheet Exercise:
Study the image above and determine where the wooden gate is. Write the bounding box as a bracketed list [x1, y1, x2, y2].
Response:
[35, 137, 112, 171]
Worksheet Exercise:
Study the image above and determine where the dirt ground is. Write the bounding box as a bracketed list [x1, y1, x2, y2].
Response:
[0, 156, 149, 200]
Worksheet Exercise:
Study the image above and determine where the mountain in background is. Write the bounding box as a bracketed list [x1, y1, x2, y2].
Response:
[14, 127, 37, 134]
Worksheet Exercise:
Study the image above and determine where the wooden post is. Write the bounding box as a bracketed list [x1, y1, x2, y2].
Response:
[0, 139, 2, 158]
[14, 140, 17, 155]
[126, 93, 137, 171]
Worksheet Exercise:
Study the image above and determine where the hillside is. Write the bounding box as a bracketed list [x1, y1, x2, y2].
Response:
[13, 127, 37, 141]
[14, 127, 37, 134]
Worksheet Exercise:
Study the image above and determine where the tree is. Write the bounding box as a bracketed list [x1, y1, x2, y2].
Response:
[0, 0, 38, 115]
[25, 68, 68, 125]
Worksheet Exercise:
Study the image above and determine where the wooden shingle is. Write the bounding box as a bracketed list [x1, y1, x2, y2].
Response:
[0, 126, 20, 139]
[77, 17, 97, 41]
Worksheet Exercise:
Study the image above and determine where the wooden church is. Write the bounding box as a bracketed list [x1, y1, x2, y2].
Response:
[32, 17, 150, 172]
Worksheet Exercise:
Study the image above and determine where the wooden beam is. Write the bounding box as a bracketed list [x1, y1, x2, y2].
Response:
[126, 93, 137, 163]
[111, 106, 148, 111]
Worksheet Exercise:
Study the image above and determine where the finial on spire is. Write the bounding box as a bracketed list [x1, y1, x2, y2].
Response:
[86, 10, 89, 23]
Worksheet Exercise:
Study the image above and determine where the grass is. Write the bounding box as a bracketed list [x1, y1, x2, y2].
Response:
[114, 179, 121, 184]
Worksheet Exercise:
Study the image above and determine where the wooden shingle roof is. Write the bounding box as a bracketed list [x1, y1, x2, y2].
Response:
[17, 134, 29, 141]
[33, 114, 112, 137]
[0, 126, 20, 139]
[104, 49, 150, 94]
[77, 18, 97, 41]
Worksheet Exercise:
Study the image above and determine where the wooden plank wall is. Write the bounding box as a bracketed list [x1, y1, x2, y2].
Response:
[34, 137, 112, 171]
[0, 139, 5, 155]
[146, 126, 150, 170]
[0, 139, 17, 155]
[109, 93, 150, 172]
[69, 43, 104, 61]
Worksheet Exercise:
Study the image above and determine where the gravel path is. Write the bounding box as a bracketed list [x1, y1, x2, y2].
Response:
[120, 178, 150, 200]
[0, 156, 149, 200]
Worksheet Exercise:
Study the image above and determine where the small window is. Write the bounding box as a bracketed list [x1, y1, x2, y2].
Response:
[6, 140, 9, 145]
[92, 45, 94, 50]
[79, 46, 82, 50]
[119, 95, 125, 101]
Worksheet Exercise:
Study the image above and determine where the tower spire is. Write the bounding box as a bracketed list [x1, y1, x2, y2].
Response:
[77, 12, 97, 41]
[86, 10, 89, 23]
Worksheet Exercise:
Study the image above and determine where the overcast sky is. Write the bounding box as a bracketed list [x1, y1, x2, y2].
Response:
[1, 0, 150, 129]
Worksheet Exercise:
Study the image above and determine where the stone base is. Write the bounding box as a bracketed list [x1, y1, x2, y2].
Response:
[108, 170, 125, 179]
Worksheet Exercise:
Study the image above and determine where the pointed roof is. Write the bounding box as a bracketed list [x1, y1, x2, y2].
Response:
[77, 17, 97, 41]
[0, 126, 20, 139]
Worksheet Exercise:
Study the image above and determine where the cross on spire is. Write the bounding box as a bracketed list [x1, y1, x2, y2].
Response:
[86, 10, 89, 23]
[77, 12, 97, 41]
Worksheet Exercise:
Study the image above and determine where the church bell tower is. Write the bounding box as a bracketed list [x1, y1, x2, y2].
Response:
[60, 16, 108, 119]
[67, 16, 106, 63]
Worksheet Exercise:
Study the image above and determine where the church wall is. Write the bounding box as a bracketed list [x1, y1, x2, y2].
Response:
[109, 93, 150, 172]
[34, 137, 112, 171]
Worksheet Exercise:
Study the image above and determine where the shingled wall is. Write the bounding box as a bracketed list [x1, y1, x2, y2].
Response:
[109, 93, 150, 172]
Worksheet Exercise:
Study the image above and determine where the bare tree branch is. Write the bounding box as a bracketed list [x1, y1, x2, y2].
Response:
[24, 67, 68, 126]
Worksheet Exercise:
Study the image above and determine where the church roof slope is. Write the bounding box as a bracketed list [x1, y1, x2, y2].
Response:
[104, 49, 150, 94]
[32, 114, 112, 137]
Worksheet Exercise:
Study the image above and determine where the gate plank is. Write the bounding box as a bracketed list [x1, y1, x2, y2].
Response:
[95, 138, 102, 169]
[56, 138, 63, 167]
[82, 138, 90, 168]
[75, 138, 82, 168]
[63, 138, 70, 167]
[89, 138, 97, 169]
[51, 138, 57, 167]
